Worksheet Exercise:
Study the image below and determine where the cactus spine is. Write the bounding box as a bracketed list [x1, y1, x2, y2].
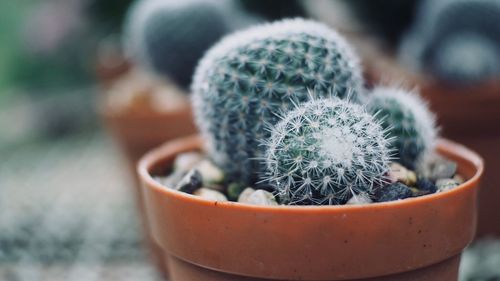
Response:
[264, 98, 392, 205]
[192, 18, 364, 184]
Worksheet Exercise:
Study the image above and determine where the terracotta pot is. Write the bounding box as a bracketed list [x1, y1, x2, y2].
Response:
[356, 38, 500, 237]
[94, 45, 131, 89]
[138, 135, 483, 281]
[102, 106, 197, 167]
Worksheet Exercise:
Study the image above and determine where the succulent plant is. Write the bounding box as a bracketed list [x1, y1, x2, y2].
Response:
[263, 98, 392, 205]
[400, 0, 500, 83]
[425, 33, 500, 83]
[365, 87, 437, 169]
[123, 0, 245, 89]
[192, 18, 364, 184]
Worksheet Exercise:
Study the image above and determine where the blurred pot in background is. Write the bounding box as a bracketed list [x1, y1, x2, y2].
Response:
[98, 63, 195, 173]
[97, 48, 196, 279]
[353, 0, 500, 238]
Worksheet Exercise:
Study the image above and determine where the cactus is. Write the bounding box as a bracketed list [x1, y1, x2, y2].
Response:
[425, 33, 500, 83]
[263, 98, 392, 205]
[192, 18, 364, 184]
[400, 0, 500, 83]
[123, 0, 241, 89]
[365, 87, 437, 169]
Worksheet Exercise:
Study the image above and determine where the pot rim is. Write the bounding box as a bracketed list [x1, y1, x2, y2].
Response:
[138, 135, 484, 213]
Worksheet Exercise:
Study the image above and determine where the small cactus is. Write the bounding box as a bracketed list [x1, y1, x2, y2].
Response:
[263, 98, 391, 205]
[192, 18, 364, 184]
[400, 0, 500, 83]
[366, 87, 437, 169]
[123, 0, 240, 88]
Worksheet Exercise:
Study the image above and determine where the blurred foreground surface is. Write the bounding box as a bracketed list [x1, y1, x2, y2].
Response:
[0, 97, 161, 280]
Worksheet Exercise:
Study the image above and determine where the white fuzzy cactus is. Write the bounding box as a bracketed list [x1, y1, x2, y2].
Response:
[366, 87, 437, 169]
[191, 18, 364, 184]
[264, 98, 392, 205]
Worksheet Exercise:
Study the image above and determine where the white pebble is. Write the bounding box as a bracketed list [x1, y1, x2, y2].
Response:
[436, 178, 459, 192]
[193, 188, 228, 201]
[238, 189, 278, 206]
[237, 188, 255, 202]
[346, 193, 373, 205]
[174, 152, 204, 172]
[195, 160, 225, 184]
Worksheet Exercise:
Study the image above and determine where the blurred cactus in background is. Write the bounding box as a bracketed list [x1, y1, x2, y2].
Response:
[428, 33, 500, 83]
[87, 0, 135, 33]
[400, 0, 500, 84]
[123, 0, 257, 89]
[264, 98, 391, 205]
[192, 18, 364, 184]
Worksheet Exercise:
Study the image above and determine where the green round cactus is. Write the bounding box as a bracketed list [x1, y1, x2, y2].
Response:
[192, 18, 364, 184]
[366, 87, 437, 169]
[264, 98, 392, 205]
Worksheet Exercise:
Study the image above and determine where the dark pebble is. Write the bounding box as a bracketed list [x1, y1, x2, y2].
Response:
[376, 182, 413, 202]
[416, 179, 437, 194]
[175, 169, 203, 194]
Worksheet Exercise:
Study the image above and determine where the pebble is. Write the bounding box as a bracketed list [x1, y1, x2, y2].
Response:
[388, 163, 417, 186]
[238, 189, 278, 206]
[195, 160, 225, 184]
[346, 193, 372, 205]
[432, 160, 457, 181]
[454, 174, 465, 185]
[174, 152, 204, 172]
[174, 169, 202, 194]
[436, 178, 460, 192]
[237, 187, 256, 203]
[193, 188, 228, 201]
[376, 182, 413, 202]
[419, 155, 457, 181]
[227, 182, 247, 201]
[154, 172, 183, 188]
[416, 178, 437, 194]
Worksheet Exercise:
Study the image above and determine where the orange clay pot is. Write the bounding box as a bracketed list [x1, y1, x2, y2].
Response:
[356, 38, 500, 237]
[138, 135, 483, 281]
